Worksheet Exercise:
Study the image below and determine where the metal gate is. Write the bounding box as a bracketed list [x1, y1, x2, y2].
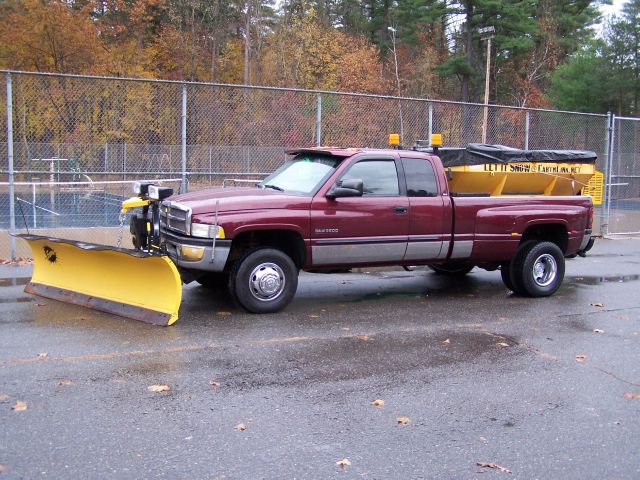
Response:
[606, 116, 640, 235]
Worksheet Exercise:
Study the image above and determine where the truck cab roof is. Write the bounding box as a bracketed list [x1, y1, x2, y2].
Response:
[285, 147, 434, 158]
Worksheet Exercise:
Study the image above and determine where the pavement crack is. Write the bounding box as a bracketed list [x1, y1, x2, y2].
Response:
[586, 364, 640, 387]
[557, 306, 640, 318]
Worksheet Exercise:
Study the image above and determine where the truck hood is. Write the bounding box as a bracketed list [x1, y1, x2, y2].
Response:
[168, 187, 311, 215]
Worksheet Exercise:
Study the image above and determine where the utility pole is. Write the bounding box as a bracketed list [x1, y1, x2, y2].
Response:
[388, 26, 404, 145]
[479, 26, 495, 144]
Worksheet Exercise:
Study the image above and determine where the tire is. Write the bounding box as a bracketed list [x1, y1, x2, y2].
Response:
[196, 273, 229, 290]
[511, 241, 565, 297]
[229, 248, 298, 313]
[508, 241, 536, 295]
[500, 262, 516, 292]
[429, 262, 474, 276]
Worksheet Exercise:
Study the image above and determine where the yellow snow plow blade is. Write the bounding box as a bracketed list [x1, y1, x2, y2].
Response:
[17, 234, 182, 326]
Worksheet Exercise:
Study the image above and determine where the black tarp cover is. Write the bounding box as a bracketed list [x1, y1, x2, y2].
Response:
[418, 144, 598, 167]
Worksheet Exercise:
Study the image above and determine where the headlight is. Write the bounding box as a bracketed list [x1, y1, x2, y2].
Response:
[133, 181, 155, 196]
[191, 223, 225, 239]
[148, 185, 173, 200]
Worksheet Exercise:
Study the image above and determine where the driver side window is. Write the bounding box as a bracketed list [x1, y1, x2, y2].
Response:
[341, 160, 399, 196]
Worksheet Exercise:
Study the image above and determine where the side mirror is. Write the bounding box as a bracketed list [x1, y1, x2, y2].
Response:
[327, 178, 364, 199]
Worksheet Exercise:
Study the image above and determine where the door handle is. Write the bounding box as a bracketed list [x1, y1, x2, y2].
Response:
[394, 206, 407, 214]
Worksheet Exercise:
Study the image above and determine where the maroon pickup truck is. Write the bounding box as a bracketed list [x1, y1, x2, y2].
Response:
[153, 147, 594, 313]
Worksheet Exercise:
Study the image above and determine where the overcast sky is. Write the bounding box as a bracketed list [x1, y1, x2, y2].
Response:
[601, 0, 628, 17]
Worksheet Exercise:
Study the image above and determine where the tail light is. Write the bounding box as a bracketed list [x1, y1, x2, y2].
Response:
[587, 206, 593, 229]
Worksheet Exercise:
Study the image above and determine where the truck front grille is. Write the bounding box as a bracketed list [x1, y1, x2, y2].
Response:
[160, 201, 191, 235]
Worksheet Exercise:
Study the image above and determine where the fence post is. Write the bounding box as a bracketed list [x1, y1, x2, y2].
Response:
[316, 93, 322, 147]
[104, 142, 108, 177]
[31, 183, 37, 229]
[181, 84, 188, 193]
[6, 73, 16, 260]
[208, 145, 212, 185]
[524, 111, 530, 150]
[122, 142, 127, 181]
[604, 112, 615, 236]
[428, 103, 433, 141]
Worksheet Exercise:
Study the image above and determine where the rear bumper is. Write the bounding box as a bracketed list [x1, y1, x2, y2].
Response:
[161, 230, 231, 272]
[578, 229, 592, 251]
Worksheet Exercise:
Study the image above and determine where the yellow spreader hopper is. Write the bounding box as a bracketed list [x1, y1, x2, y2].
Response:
[17, 234, 182, 326]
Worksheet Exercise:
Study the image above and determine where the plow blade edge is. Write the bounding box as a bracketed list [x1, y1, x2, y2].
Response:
[17, 234, 182, 326]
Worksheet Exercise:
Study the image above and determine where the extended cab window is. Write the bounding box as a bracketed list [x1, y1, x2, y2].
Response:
[402, 158, 438, 197]
[341, 160, 399, 196]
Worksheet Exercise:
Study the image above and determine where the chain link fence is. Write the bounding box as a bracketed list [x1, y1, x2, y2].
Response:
[606, 117, 640, 235]
[0, 70, 634, 258]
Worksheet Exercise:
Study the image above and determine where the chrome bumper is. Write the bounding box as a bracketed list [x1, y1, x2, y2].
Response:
[578, 229, 592, 251]
[162, 234, 231, 272]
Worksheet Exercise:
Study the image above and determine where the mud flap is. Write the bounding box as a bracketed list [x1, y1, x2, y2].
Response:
[16, 234, 182, 326]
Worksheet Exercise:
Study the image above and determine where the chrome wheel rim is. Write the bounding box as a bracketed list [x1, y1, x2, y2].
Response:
[532, 254, 557, 287]
[249, 263, 285, 302]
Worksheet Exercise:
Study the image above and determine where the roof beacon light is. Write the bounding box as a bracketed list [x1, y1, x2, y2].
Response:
[389, 134, 400, 146]
[431, 134, 443, 147]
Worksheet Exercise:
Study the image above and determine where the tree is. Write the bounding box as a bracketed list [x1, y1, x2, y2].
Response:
[0, 0, 106, 73]
[547, 43, 611, 113]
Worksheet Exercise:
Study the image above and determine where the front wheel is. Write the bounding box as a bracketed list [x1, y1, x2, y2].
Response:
[229, 248, 298, 313]
[429, 262, 474, 276]
[511, 241, 565, 297]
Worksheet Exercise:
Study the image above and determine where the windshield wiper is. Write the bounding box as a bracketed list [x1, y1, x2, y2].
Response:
[261, 184, 284, 192]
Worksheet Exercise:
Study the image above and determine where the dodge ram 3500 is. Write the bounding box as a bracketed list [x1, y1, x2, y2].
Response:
[148, 146, 593, 313]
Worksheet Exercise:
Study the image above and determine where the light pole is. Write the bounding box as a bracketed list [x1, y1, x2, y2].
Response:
[388, 26, 404, 145]
[479, 26, 495, 144]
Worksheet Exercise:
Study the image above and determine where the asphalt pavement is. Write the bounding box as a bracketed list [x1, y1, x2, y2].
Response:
[1, 239, 639, 479]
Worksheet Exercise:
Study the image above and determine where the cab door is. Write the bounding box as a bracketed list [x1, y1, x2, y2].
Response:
[310, 155, 409, 266]
[400, 156, 451, 261]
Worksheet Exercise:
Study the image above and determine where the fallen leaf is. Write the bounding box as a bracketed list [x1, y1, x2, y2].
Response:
[217, 311, 232, 316]
[57, 379, 72, 386]
[623, 393, 640, 400]
[0, 464, 10, 474]
[208, 381, 221, 387]
[591, 303, 604, 308]
[36, 352, 48, 358]
[372, 399, 385, 407]
[575, 354, 587, 362]
[477, 462, 511, 473]
[396, 416, 410, 425]
[593, 329, 605, 334]
[442, 338, 451, 345]
[336, 458, 351, 468]
[0, 394, 9, 402]
[234, 423, 246, 431]
[356, 335, 369, 341]
[496, 342, 510, 348]
[147, 384, 171, 393]
[11, 401, 27, 412]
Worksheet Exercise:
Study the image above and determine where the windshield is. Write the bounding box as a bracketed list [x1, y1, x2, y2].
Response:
[259, 154, 342, 195]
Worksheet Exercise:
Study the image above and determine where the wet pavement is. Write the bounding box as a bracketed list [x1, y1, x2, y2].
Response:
[1, 239, 639, 479]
